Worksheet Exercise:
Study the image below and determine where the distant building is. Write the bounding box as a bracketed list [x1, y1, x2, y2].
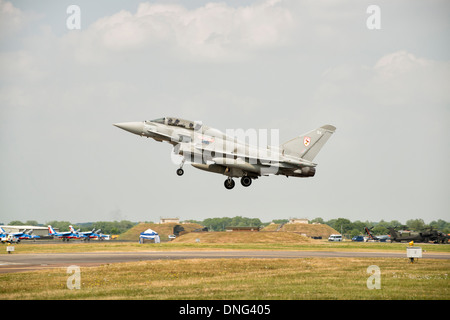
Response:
[288, 218, 309, 224]
[159, 218, 180, 224]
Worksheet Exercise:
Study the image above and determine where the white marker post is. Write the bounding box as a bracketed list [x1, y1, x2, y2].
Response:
[406, 246, 422, 264]
[6, 245, 14, 254]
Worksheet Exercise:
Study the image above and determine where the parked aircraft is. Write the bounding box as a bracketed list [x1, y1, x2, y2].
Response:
[69, 226, 109, 241]
[0, 227, 40, 242]
[431, 230, 449, 244]
[95, 233, 110, 240]
[114, 117, 336, 189]
[48, 225, 87, 241]
[387, 227, 449, 243]
[364, 227, 389, 242]
[364, 227, 378, 241]
[17, 230, 40, 240]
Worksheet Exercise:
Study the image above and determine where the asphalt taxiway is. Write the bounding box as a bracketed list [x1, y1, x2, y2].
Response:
[1, 250, 449, 273]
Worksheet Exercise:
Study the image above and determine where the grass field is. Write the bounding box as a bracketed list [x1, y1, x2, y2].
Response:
[2, 236, 450, 254]
[1, 235, 449, 300]
[0, 257, 448, 300]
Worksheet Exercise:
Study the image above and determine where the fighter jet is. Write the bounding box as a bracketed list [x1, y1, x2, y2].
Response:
[69, 226, 109, 241]
[0, 227, 40, 242]
[48, 225, 87, 241]
[114, 117, 336, 189]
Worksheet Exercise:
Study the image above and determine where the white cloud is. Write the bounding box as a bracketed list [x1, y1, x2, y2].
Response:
[0, 0, 25, 39]
[1, 1, 449, 223]
[371, 51, 450, 107]
[76, 0, 295, 61]
[315, 51, 450, 109]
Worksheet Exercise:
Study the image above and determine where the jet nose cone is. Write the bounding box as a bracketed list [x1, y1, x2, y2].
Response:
[113, 122, 144, 135]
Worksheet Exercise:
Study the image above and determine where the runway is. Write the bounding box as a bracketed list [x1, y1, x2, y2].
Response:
[1, 250, 449, 273]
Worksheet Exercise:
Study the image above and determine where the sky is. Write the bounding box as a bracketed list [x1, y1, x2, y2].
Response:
[1, 0, 449, 224]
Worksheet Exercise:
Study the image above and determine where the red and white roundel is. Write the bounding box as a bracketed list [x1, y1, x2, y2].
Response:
[303, 136, 311, 147]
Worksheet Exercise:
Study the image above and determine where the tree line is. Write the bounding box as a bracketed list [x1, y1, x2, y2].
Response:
[188, 217, 450, 236]
[311, 218, 450, 238]
[4, 217, 450, 237]
[187, 216, 264, 232]
[187, 217, 450, 236]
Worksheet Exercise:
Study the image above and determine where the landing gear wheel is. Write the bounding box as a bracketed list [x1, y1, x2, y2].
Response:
[241, 176, 252, 187]
[176, 168, 184, 176]
[224, 178, 235, 190]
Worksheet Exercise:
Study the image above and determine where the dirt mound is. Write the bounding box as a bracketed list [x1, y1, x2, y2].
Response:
[261, 224, 279, 231]
[172, 231, 312, 244]
[261, 223, 338, 238]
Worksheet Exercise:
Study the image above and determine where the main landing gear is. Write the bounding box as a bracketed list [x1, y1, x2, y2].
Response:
[224, 176, 252, 190]
[175, 160, 254, 190]
[224, 177, 235, 190]
[240, 176, 252, 187]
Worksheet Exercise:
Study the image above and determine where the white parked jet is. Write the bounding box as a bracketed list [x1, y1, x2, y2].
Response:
[114, 117, 335, 189]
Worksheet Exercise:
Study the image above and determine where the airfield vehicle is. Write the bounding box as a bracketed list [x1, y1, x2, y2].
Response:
[0, 234, 20, 244]
[328, 234, 342, 241]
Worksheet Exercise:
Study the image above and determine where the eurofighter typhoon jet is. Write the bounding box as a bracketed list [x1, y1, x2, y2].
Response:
[114, 117, 335, 189]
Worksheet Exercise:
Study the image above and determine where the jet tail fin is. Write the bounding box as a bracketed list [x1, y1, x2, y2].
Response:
[48, 225, 56, 235]
[282, 125, 336, 161]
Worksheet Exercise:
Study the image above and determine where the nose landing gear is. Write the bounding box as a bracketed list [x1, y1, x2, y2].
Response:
[176, 158, 185, 176]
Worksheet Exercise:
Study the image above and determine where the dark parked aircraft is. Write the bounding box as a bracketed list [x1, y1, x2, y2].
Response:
[364, 227, 389, 242]
[387, 227, 449, 244]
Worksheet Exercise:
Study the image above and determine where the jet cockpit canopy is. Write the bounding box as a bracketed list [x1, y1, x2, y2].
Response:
[148, 117, 207, 131]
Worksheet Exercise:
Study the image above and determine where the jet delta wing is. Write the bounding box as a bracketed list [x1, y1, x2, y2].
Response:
[114, 117, 336, 189]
